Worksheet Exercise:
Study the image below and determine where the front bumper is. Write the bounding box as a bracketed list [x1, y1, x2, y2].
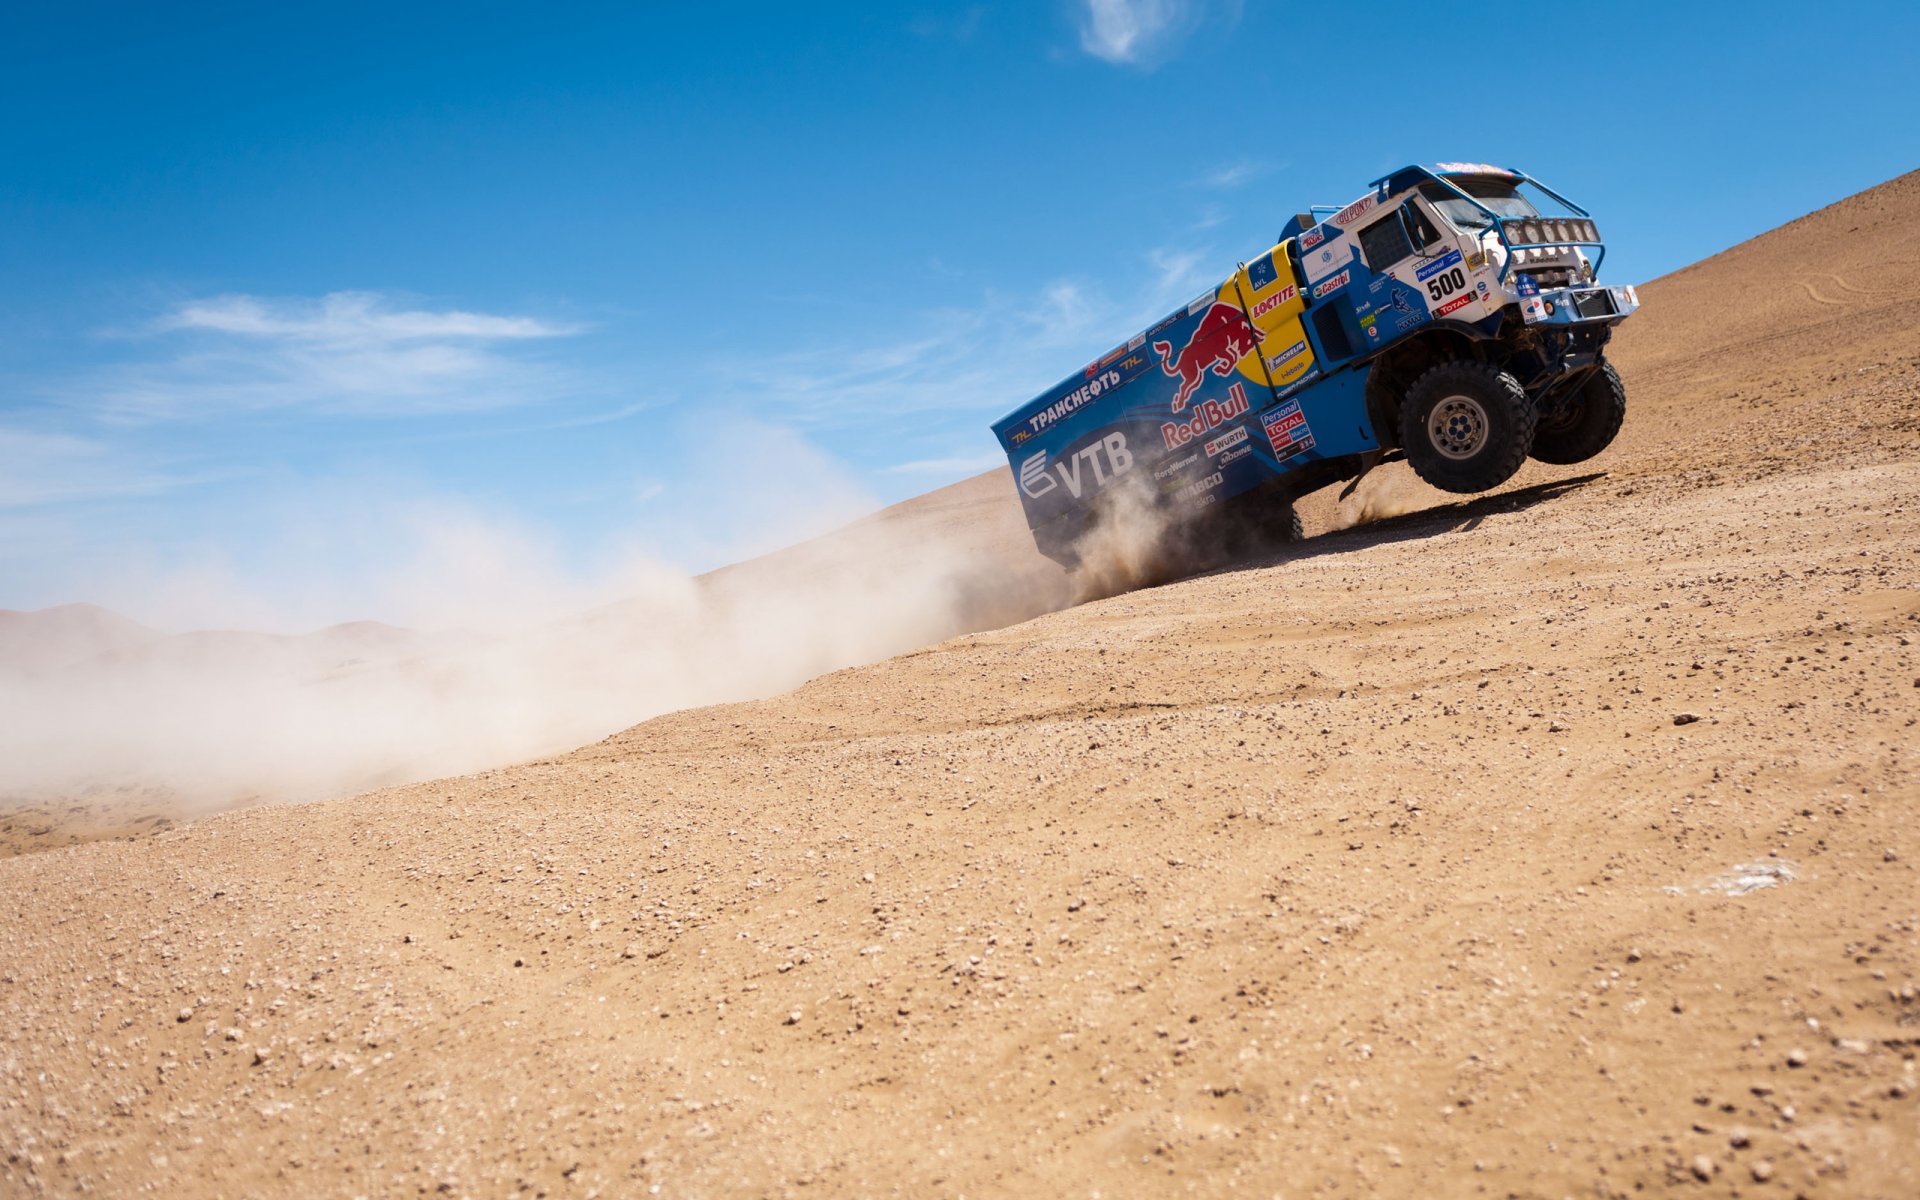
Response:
[1518, 281, 1640, 327]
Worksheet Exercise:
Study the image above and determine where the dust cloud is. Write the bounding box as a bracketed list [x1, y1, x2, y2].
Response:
[0, 482, 1073, 819]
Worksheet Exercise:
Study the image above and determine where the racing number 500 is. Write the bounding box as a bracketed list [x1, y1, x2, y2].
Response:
[1426, 267, 1468, 303]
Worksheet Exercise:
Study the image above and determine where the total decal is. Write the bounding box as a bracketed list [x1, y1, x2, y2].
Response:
[1161, 381, 1252, 452]
[1017, 432, 1135, 501]
[1152, 302, 1263, 412]
[1261, 397, 1317, 463]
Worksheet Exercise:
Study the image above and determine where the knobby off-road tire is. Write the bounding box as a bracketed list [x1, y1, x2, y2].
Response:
[1530, 360, 1627, 465]
[1398, 360, 1536, 494]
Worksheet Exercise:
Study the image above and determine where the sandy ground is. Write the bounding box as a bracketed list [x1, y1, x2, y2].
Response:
[2, 173, 1917, 1198]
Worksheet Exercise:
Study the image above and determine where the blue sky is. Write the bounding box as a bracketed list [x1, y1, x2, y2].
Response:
[4, 0, 1916, 630]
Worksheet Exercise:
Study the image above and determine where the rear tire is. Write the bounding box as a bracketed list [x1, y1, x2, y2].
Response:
[1530, 360, 1626, 464]
[1398, 360, 1535, 494]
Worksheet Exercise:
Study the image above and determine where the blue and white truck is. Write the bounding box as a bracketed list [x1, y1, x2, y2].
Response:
[992, 163, 1640, 567]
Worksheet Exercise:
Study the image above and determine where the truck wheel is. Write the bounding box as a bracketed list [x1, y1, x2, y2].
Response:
[1399, 361, 1536, 494]
[1530, 361, 1626, 465]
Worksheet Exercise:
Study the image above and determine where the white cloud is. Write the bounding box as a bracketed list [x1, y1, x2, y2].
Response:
[82, 291, 586, 421]
[1077, 0, 1186, 65]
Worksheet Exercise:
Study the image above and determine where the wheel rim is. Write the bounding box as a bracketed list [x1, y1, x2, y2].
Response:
[1428, 395, 1490, 460]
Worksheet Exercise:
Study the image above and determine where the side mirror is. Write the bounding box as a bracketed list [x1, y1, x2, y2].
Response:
[1399, 205, 1431, 252]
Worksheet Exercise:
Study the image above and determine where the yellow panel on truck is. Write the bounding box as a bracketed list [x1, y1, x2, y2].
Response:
[1229, 241, 1315, 393]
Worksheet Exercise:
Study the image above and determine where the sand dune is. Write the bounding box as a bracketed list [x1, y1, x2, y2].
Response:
[2, 172, 1917, 1198]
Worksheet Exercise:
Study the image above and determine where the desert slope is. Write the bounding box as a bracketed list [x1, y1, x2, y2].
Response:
[2, 173, 1917, 1199]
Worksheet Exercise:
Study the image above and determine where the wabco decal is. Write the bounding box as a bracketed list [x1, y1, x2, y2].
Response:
[1018, 433, 1136, 500]
[1311, 269, 1350, 300]
[1173, 472, 1224, 503]
[1203, 425, 1248, 458]
[1026, 368, 1123, 432]
[1161, 381, 1252, 451]
[1248, 285, 1298, 320]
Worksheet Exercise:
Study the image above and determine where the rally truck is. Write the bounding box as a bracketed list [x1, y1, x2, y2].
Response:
[993, 162, 1640, 568]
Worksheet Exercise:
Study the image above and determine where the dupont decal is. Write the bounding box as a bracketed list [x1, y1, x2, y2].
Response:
[1247, 251, 1281, 292]
[1203, 424, 1248, 459]
[1026, 368, 1123, 433]
[1261, 398, 1318, 463]
[1247, 284, 1298, 320]
[1018, 433, 1136, 500]
[1161, 381, 1252, 452]
[1311, 269, 1351, 300]
[1330, 193, 1378, 227]
[1153, 303, 1262, 412]
[1414, 249, 1464, 282]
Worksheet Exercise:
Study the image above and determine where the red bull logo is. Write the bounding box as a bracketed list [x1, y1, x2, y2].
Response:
[1161, 381, 1251, 452]
[1151, 302, 1262, 412]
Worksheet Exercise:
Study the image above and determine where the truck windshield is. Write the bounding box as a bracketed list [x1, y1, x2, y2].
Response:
[1419, 178, 1540, 230]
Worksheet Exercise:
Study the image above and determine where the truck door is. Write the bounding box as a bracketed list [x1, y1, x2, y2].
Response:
[1228, 242, 1317, 396]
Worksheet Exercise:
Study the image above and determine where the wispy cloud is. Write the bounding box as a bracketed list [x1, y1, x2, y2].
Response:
[0, 427, 199, 509]
[79, 291, 586, 421]
[1077, 0, 1187, 66]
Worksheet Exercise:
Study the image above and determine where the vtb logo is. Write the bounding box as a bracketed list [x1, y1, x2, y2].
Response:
[1018, 433, 1134, 501]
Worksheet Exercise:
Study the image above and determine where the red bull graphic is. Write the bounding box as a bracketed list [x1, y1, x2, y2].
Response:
[1161, 381, 1251, 451]
[1151, 302, 1262, 412]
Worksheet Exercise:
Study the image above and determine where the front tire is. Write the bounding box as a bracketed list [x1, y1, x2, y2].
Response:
[1399, 361, 1536, 494]
[1530, 360, 1626, 464]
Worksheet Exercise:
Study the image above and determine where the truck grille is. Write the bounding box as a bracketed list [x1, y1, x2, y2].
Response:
[1573, 289, 1617, 320]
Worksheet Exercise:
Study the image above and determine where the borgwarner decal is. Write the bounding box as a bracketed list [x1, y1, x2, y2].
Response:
[1153, 303, 1262, 412]
[1018, 433, 1136, 501]
[1262, 398, 1317, 463]
[1162, 381, 1252, 452]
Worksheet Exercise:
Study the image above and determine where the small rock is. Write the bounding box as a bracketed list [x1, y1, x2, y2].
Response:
[1889, 1080, 1910, 1099]
[1728, 1128, 1750, 1148]
[784, 1009, 802, 1025]
[1548, 720, 1567, 733]
[1786, 1048, 1808, 1068]
[1885, 848, 1898, 862]
[176, 1007, 194, 1023]
[1626, 948, 1642, 963]
[252, 1047, 272, 1066]
[1673, 712, 1701, 726]
[1691, 1154, 1714, 1180]
[1750, 1160, 1774, 1182]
